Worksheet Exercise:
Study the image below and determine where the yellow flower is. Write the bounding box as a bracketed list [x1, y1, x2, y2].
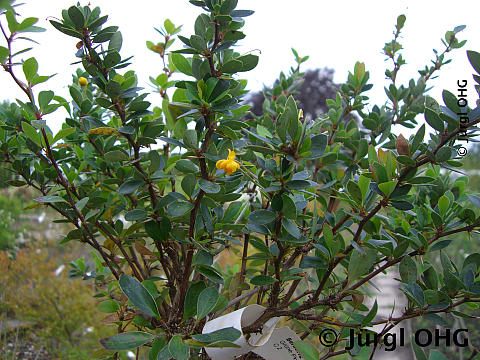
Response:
[216, 149, 240, 175]
[78, 77, 88, 86]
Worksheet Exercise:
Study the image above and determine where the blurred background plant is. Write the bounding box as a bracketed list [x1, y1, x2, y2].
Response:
[0, 237, 112, 359]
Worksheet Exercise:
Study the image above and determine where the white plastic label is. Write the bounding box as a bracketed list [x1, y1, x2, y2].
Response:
[202, 305, 304, 360]
[254, 327, 304, 360]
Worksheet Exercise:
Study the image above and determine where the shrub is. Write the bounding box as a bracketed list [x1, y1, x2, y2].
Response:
[1, 1, 480, 359]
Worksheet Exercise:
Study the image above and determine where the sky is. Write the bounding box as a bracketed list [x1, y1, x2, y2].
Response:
[1, 0, 480, 138]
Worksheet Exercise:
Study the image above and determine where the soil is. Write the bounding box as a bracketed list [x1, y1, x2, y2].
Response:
[2, 337, 51, 360]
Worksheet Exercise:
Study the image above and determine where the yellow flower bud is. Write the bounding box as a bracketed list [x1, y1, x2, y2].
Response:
[78, 77, 88, 87]
[216, 149, 240, 175]
[89, 127, 119, 136]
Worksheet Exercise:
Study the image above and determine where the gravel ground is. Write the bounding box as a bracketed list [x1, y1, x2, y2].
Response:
[1, 335, 51, 360]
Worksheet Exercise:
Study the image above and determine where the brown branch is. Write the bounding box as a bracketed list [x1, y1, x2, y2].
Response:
[235, 232, 250, 310]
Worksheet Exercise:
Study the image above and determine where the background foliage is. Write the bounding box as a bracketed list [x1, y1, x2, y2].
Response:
[1, 1, 480, 360]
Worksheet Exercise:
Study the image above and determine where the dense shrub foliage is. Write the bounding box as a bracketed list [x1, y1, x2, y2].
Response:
[1, 0, 480, 359]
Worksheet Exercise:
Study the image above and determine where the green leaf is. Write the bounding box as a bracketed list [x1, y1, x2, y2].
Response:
[358, 175, 370, 202]
[222, 59, 243, 74]
[248, 210, 276, 225]
[181, 174, 196, 197]
[347, 180, 362, 204]
[52, 127, 75, 144]
[190, 34, 206, 51]
[5, 9, 18, 32]
[148, 150, 163, 173]
[21, 121, 40, 145]
[183, 129, 198, 148]
[164, 19, 175, 34]
[220, 0, 237, 14]
[396, 155, 416, 167]
[230, 9, 254, 17]
[408, 176, 435, 184]
[119, 274, 160, 318]
[23, 57, 38, 82]
[0, 46, 8, 63]
[68, 6, 85, 30]
[323, 224, 333, 250]
[104, 51, 121, 68]
[104, 150, 128, 162]
[438, 195, 450, 216]
[464, 253, 480, 271]
[361, 299, 378, 326]
[98, 299, 119, 313]
[348, 247, 376, 281]
[168, 335, 189, 360]
[396, 14, 406, 30]
[411, 124, 425, 152]
[125, 209, 147, 221]
[171, 53, 193, 76]
[184, 281, 206, 320]
[424, 108, 444, 132]
[391, 201, 414, 211]
[429, 350, 448, 360]
[167, 201, 194, 217]
[237, 54, 259, 72]
[118, 127, 136, 136]
[282, 218, 301, 239]
[378, 180, 398, 197]
[119, 179, 144, 194]
[202, 340, 241, 348]
[205, 77, 219, 100]
[145, 218, 171, 242]
[38, 90, 54, 110]
[75, 197, 89, 212]
[403, 283, 424, 306]
[467, 50, 480, 75]
[436, 147, 452, 162]
[293, 341, 319, 360]
[100, 331, 155, 350]
[209, 78, 230, 102]
[34, 195, 67, 203]
[256, 124, 272, 138]
[423, 267, 438, 289]
[430, 240, 452, 252]
[197, 287, 219, 320]
[157, 346, 172, 360]
[442, 90, 461, 113]
[412, 335, 428, 360]
[399, 256, 417, 284]
[192, 327, 241, 344]
[197, 179, 220, 194]
[109, 31, 123, 52]
[7, 180, 26, 187]
[307, 134, 328, 158]
[175, 159, 199, 173]
[250, 275, 277, 286]
[195, 265, 224, 284]
[281, 194, 297, 219]
[287, 180, 311, 190]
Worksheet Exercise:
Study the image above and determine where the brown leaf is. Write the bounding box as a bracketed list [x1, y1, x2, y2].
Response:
[395, 134, 410, 156]
[101, 313, 120, 324]
[352, 293, 365, 308]
[135, 242, 155, 256]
